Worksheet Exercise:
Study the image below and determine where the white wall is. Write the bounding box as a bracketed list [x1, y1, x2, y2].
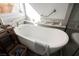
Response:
[30, 3, 69, 20]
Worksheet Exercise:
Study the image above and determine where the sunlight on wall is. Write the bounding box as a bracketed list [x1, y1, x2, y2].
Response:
[25, 3, 40, 25]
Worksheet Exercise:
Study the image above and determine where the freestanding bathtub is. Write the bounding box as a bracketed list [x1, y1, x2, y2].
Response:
[14, 24, 69, 55]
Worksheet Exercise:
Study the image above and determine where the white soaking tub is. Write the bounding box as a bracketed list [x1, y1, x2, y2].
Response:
[14, 24, 69, 55]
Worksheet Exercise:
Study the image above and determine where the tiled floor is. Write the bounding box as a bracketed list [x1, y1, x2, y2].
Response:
[62, 40, 79, 56]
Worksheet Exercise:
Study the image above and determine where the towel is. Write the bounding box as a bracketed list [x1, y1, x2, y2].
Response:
[34, 40, 50, 56]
